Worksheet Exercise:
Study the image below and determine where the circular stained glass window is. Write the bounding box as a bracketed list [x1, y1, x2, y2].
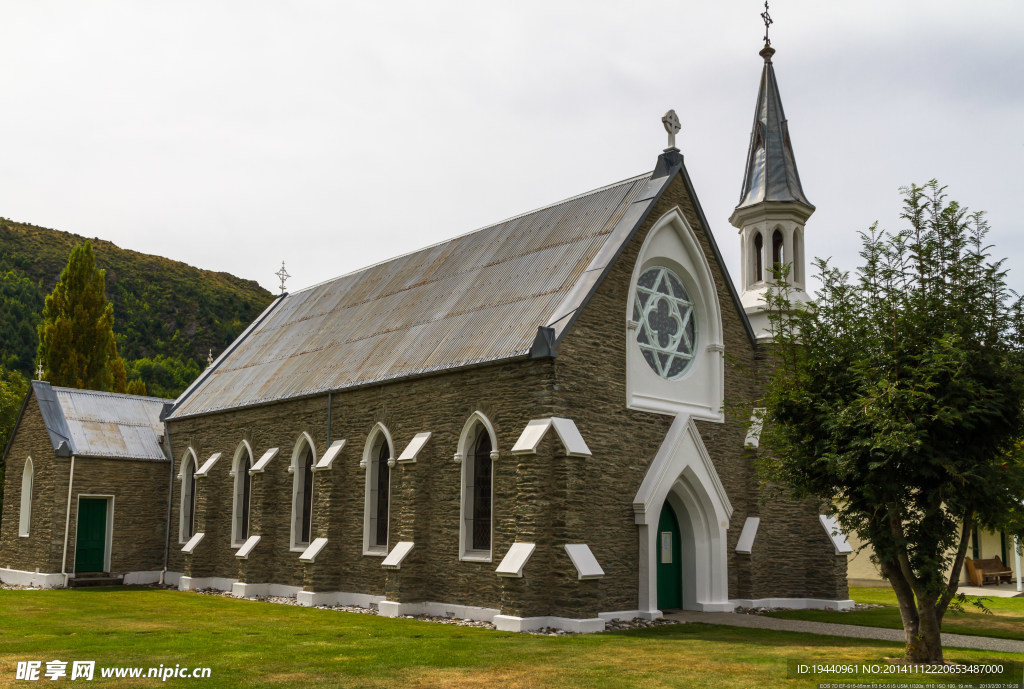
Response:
[633, 267, 697, 380]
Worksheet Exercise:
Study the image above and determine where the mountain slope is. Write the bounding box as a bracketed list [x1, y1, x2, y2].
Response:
[0, 218, 274, 390]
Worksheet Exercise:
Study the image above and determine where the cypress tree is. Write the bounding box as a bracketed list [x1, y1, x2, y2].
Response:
[37, 241, 126, 391]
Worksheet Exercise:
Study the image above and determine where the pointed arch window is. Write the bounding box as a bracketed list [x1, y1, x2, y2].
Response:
[772, 229, 785, 275]
[231, 443, 253, 547]
[753, 231, 764, 282]
[179, 450, 197, 543]
[18, 458, 34, 537]
[458, 413, 497, 560]
[290, 436, 316, 549]
[362, 425, 393, 554]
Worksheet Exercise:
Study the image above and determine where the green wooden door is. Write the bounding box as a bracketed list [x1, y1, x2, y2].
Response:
[657, 502, 683, 610]
[75, 498, 107, 573]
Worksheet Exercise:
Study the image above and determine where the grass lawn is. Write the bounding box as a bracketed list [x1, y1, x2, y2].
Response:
[1, 588, 1021, 688]
[764, 587, 1024, 641]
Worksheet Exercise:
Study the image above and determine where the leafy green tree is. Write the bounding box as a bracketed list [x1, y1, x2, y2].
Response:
[37, 242, 127, 391]
[759, 181, 1024, 663]
[0, 269, 44, 374]
[127, 355, 202, 399]
[0, 365, 29, 527]
[126, 378, 147, 396]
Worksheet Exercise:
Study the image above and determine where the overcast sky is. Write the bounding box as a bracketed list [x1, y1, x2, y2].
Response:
[2, 1, 1022, 299]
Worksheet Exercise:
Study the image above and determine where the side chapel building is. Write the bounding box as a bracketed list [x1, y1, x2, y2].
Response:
[1, 41, 856, 632]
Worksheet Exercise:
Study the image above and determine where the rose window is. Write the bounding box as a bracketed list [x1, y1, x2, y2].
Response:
[633, 267, 697, 380]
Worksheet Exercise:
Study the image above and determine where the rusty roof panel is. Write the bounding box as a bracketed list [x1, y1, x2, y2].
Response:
[51, 386, 172, 460]
[170, 173, 654, 418]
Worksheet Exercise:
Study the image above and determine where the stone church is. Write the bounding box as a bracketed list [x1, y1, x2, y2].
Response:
[1, 40, 854, 632]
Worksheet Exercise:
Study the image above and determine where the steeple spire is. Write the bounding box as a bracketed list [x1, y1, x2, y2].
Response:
[732, 42, 813, 213]
[730, 11, 814, 342]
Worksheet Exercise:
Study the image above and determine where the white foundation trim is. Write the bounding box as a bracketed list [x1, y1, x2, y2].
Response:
[731, 597, 855, 611]
[0, 567, 65, 588]
[299, 537, 329, 563]
[296, 590, 385, 608]
[819, 515, 853, 554]
[178, 576, 237, 592]
[163, 571, 183, 587]
[231, 582, 303, 599]
[598, 609, 661, 622]
[382, 541, 415, 569]
[397, 432, 431, 464]
[376, 600, 500, 621]
[123, 570, 163, 585]
[493, 615, 605, 633]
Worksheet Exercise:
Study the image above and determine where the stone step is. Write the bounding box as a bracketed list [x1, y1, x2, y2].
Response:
[68, 574, 124, 588]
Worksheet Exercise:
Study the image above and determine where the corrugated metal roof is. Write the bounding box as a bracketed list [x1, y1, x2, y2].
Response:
[34, 381, 172, 460]
[170, 172, 658, 418]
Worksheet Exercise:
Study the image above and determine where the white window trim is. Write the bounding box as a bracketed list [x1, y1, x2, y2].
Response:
[177, 448, 198, 544]
[361, 423, 394, 556]
[230, 441, 254, 548]
[457, 412, 497, 562]
[625, 207, 725, 421]
[289, 433, 317, 552]
[18, 457, 33, 537]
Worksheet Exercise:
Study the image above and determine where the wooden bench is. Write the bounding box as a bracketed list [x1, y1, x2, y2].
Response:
[965, 556, 1013, 586]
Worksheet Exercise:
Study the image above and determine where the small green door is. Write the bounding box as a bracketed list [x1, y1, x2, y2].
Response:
[657, 502, 683, 610]
[75, 498, 108, 573]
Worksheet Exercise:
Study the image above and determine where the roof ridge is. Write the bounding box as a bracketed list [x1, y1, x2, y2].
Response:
[50, 385, 173, 404]
[291, 171, 653, 296]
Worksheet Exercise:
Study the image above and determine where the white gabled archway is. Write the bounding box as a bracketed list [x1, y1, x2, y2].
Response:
[633, 415, 734, 615]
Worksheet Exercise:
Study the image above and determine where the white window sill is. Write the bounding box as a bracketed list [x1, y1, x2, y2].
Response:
[363, 547, 388, 557]
[290, 545, 308, 553]
[460, 551, 492, 563]
[18, 533, 30, 538]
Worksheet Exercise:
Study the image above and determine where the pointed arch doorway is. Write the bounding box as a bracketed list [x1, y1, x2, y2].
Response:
[657, 502, 683, 610]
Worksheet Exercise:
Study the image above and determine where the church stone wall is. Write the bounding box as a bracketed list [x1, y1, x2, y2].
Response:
[63, 458, 169, 575]
[0, 392, 171, 578]
[1, 395, 64, 574]
[166, 357, 561, 612]
[554, 172, 847, 609]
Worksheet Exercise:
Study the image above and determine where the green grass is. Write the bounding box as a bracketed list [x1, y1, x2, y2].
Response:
[0, 588, 1021, 688]
[764, 587, 1024, 641]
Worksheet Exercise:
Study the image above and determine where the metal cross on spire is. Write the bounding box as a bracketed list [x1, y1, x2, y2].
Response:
[761, 1, 773, 46]
[275, 261, 291, 294]
[661, 109, 681, 150]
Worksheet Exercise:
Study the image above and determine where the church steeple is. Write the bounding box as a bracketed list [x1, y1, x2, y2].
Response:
[730, 10, 814, 342]
[732, 44, 814, 213]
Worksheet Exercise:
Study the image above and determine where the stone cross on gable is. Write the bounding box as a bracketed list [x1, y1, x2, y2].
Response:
[36, 360, 44, 381]
[662, 109, 681, 150]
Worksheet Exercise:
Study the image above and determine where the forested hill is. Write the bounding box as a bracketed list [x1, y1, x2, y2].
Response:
[0, 218, 274, 397]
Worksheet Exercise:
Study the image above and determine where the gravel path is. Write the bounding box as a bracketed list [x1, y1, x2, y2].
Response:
[664, 611, 1024, 654]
